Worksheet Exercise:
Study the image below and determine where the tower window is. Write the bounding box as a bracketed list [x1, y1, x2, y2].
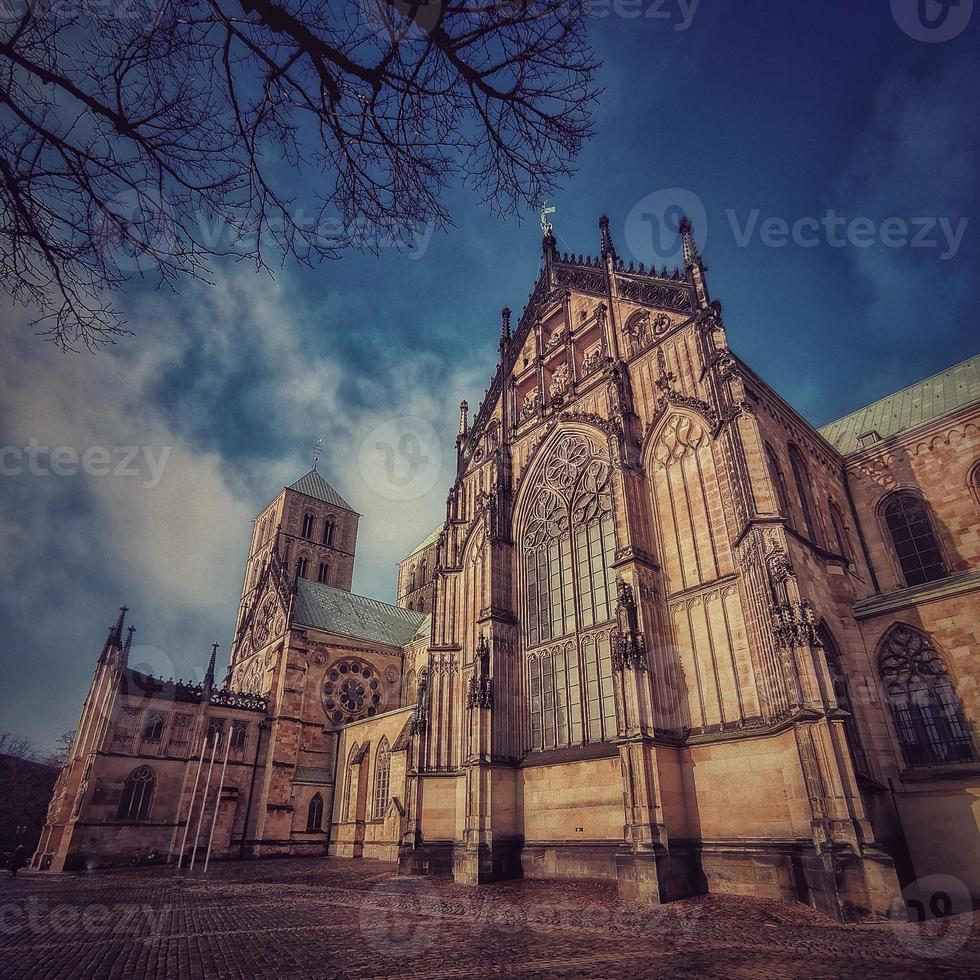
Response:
[322, 519, 335, 546]
[296, 555, 309, 579]
[883, 492, 947, 587]
[318, 561, 330, 584]
[301, 511, 316, 539]
[230, 721, 248, 752]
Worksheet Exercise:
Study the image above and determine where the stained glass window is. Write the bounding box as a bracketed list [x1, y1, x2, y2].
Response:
[522, 433, 618, 750]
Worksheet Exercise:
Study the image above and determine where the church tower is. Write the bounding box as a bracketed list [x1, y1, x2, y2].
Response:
[229, 464, 359, 678]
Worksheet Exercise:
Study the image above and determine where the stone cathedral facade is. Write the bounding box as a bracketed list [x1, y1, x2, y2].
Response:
[35, 217, 980, 923]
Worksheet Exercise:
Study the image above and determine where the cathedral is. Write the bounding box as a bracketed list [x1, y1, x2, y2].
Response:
[34, 216, 980, 923]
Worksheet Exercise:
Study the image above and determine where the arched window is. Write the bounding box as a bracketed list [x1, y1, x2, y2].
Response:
[230, 721, 248, 751]
[117, 766, 155, 821]
[295, 554, 309, 579]
[142, 711, 165, 744]
[343, 745, 358, 821]
[765, 444, 792, 522]
[307, 792, 324, 831]
[788, 445, 819, 543]
[521, 432, 618, 750]
[822, 629, 870, 776]
[301, 511, 316, 539]
[405, 668, 416, 705]
[882, 492, 947, 586]
[879, 625, 975, 767]
[418, 558, 427, 582]
[828, 499, 851, 561]
[322, 519, 335, 546]
[317, 561, 330, 584]
[418, 595, 425, 613]
[409, 564, 416, 592]
[373, 739, 391, 819]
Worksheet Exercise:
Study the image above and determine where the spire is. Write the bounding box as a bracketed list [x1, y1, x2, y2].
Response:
[204, 642, 218, 693]
[312, 438, 322, 471]
[679, 216, 710, 308]
[458, 400, 469, 437]
[122, 625, 135, 668]
[599, 215, 617, 262]
[499, 307, 511, 353]
[679, 216, 699, 267]
[100, 606, 128, 663]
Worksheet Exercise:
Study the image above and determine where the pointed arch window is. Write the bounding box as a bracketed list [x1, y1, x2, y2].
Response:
[343, 745, 358, 821]
[373, 739, 391, 819]
[521, 433, 618, 750]
[409, 564, 417, 592]
[879, 625, 975, 767]
[418, 558, 427, 582]
[322, 518, 335, 546]
[765, 444, 791, 522]
[307, 792, 324, 831]
[828, 499, 852, 561]
[117, 766, 155, 821]
[317, 561, 330, 584]
[822, 629, 870, 777]
[301, 511, 316, 539]
[788, 445, 819, 543]
[882, 492, 947, 587]
[142, 711, 166, 744]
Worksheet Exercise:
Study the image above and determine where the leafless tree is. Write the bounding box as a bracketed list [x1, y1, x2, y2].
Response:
[0, 0, 600, 349]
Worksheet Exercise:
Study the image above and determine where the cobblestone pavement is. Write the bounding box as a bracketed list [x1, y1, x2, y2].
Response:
[1, 858, 977, 979]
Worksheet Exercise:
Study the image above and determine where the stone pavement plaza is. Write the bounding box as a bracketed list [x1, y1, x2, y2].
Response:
[0, 858, 977, 979]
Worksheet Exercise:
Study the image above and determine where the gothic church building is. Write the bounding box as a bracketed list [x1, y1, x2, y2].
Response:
[35, 217, 980, 922]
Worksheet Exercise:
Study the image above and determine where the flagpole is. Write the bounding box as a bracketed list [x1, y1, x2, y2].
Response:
[190, 732, 219, 871]
[203, 727, 232, 873]
[176, 734, 208, 869]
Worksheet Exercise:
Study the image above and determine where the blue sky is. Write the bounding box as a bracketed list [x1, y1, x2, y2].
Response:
[1, 0, 978, 752]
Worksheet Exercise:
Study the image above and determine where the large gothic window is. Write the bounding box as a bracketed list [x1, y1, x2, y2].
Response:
[117, 766, 155, 821]
[373, 738, 391, 819]
[879, 625, 975, 767]
[521, 433, 618, 750]
[765, 443, 791, 522]
[822, 629, 870, 777]
[788, 445, 819, 544]
[828, 499, 851, 561]
[882, 492, 947, 586]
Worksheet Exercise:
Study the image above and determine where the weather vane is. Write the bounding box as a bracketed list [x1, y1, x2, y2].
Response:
[312, 437, 323, 470]
[540, 201, 556, 237]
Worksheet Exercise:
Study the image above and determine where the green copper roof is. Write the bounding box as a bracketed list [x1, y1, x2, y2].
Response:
[405, 523, 442, 560]
[293, 580, 424, 647]
[819, 354, 980, 457]
[287, 469, 356, 512]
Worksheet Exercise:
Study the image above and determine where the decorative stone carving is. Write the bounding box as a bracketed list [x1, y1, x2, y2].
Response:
[581, 346, 603, 377]
[549, 364, 569, 401]
[466, 634, 493, 709]
[612, 576, 647, 671]
[522, 387, 540, 421]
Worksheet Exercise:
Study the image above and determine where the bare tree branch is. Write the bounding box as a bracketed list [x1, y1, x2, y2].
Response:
[0, 0, 600, 349]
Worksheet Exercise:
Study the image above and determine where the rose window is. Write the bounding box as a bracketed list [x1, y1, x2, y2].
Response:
[321, 658, 383, 725]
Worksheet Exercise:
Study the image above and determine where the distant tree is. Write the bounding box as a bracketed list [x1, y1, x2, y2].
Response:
[0, 732, 59, 851]
[0, 0, 600, 349]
